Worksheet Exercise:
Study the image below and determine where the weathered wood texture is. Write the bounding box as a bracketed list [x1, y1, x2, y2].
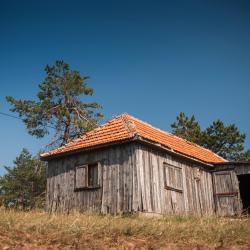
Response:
[212, 171, 241, 216]
[46, 141, 242, 215]
[46, 143, 136, 214]
[213, 163, 250, 176]
[134, 143, 215, 215]
[234, 164, 250, 175]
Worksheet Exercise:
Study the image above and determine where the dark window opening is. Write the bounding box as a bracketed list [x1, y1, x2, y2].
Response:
[238, 175, 250, 213]
[88, 163, 98, 187]
[75, 163, 99, 190]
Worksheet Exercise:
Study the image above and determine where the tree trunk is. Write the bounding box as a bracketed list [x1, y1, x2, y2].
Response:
[63, 119, 71, 145]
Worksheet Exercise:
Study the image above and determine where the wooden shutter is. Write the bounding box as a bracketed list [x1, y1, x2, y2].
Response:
[75, 165, 87, 189]
[164, 163, 183, 193]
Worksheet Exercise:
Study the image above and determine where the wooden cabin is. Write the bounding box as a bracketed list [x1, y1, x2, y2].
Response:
[40, 113, 250, 216]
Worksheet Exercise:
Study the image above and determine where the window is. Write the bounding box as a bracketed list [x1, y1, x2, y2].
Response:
[88, 163, 98, 187]
[75, 163, 100, 190]
[163, 163, 183, 193]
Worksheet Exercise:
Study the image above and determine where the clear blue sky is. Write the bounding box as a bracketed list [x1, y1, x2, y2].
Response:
[0, 0, 250, 174]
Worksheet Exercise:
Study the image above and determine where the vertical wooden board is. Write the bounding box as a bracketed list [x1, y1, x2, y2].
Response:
[183, 165, 193, 214]
[145, 149, 153, 212]
[231, 172, 242, 213]
[117, 147, 123, 213]
[132, 144, 139, 211]
[133, 144, 142, 211]
[191, 167, 199, 213]
[111, 147, 118, 214]
[137, 146, 146, 211]
[127, 144, 134, 212]
[161, 154, 171, 213]
[109, 148, 115, 213]
[156, 153, 165, 213]
[181, 162, 188, 214]
[101, 160, 108, 213]
[151, 152, 161, 213]
[147, 150, 154, 211]
[204, 171, 214, 215]
[141, 149, 148, 211]
[114, 147, 119, 213]
[124, 145, 129, 212]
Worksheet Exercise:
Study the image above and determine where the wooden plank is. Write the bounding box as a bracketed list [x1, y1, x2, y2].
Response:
[212, 170, 241, 216]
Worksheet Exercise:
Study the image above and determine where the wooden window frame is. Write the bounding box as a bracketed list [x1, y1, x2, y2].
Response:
[74, 162, 101, 191]
[163, 163, 183, 193]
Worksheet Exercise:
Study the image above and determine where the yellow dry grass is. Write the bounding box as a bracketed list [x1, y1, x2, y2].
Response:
[0, 208, 249, 249]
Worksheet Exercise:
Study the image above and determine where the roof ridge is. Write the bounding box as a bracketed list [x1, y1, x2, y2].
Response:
[124, 113, 227, 162]
[121, 113, 138, 137]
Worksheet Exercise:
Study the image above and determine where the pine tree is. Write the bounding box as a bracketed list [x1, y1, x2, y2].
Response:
[203, 120, 247, 161]
[238, 149, 250, 161]
[171, 112, 250, 161]
[171, 112, 203, 144]
[0, 149, 46, 209]
[6, 60, 103, 146]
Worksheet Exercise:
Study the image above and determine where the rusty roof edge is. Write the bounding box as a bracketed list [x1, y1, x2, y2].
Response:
[213, 161, 250, 165]
[40, 135, 214, 168]
[40, 113, 130, 159]
[135, 135, 215, 168]
[40, 137, 137, 161]
[41, 134, 217, 167]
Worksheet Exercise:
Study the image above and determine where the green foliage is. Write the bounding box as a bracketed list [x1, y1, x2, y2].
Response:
[6, 60, 103, 146]
[0, 149, 46, 209]
[237, 149, 250, 161]
[203, 120, 247, 161]
[170, 112, 203, 144]
[171, 112, 250, 161]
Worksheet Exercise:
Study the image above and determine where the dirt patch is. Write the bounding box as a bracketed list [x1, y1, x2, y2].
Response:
[0, 228, 249, 250]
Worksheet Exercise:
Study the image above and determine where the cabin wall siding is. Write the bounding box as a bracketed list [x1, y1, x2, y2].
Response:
[134, 143, 215, 215]
[234, 164, 250, 175]
[46, 143, 136, 213]
[46, 141, 242, 215]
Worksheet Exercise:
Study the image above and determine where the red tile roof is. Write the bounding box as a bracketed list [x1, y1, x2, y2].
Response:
[40, 113, 227, 163]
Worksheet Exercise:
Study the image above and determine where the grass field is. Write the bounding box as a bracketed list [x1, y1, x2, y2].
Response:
[0, 209, 249, 249]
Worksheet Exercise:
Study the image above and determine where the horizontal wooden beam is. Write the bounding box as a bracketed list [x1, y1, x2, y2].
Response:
[214, 192, 238, 197]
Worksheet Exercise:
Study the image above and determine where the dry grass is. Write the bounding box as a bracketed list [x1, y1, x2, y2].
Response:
[0, 208, 249, 249]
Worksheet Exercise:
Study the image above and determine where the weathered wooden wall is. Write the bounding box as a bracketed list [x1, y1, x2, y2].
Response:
[213, 163, 250, 176]
[134, 143, 215, 215]
[46, 141, 243, 215]
[234, 164, 250, 175]
[46, 143, 136, 214]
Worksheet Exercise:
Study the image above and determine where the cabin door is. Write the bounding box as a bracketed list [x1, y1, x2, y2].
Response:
[212, 170, 241, 216]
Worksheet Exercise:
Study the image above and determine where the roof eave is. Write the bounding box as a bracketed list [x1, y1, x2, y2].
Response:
[40, 135, 220, 168]
[134, 136, 215, 168]
[40, 137, 135, 161]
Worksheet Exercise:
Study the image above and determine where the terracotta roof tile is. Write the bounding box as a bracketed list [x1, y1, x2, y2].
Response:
[41, 113, 227, 163]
